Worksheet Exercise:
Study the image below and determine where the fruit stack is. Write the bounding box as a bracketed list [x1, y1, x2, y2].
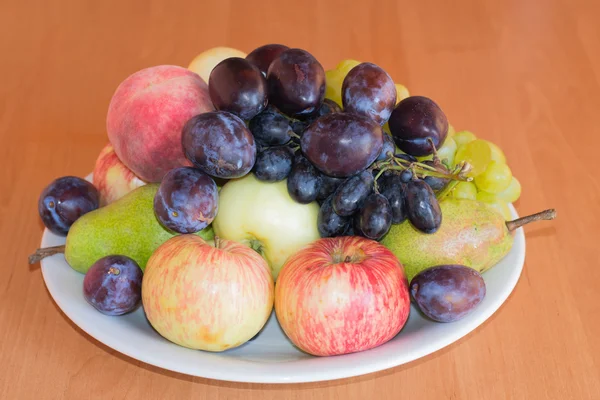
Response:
[31, 44, 555, 357]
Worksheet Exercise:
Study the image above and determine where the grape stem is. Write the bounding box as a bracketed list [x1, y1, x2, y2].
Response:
[28, 245, 66, 264]
[505, 209, 557, 231]
[372, 157, 472, 183]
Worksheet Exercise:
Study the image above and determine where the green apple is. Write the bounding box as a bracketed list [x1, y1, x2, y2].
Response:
[212, 174, 320, 280]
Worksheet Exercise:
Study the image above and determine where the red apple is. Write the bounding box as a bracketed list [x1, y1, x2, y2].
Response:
[275, 236, 410, 356]
[93, 143, 146, 206]
[106, 65, 214, 182]
[142, 235, 274, 352]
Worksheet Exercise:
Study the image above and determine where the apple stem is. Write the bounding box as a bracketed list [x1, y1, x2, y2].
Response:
[344, 255, 352, 263]
[214, 235, 221, 249]
[28, 245, 66, 264]
[505, 209, 557, 231]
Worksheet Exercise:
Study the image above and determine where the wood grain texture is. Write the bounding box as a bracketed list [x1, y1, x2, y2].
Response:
[1, 0, 599, 398]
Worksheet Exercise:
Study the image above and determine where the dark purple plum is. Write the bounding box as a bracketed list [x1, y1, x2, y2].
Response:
[317, 196, 351, 237]
[301, 113, 383, 178]
[182, 111, 256, 179]
[267, 48, 325, 118]
[287, 153, 322, 204]
[38, 176, 99, 235]
[246, 44, 290, 76]
[253, 146, 294, 182]
[405, 179, 442, 233]
[153, 167, 218, 234]
[376, 133, 396, 161]
[332, 170, 374, 216]
[357, 193, 392, 240]
[410, 265, 486, 323]
[342, 62, 396, 126]
[209, 57, 267, 120]
[83, 255, 143, 316]
[249, 106, 294, 146]
[388, 96, 448, 156]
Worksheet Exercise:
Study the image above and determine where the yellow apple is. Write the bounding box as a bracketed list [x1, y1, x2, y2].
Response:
[212, 174, 320, 280]
[188, 46, 247, 83]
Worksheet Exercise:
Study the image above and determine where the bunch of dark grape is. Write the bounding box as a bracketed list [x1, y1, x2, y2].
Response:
[176, 43, 472, 240]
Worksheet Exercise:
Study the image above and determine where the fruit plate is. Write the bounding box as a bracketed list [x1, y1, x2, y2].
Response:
[39, 206, 525, 384]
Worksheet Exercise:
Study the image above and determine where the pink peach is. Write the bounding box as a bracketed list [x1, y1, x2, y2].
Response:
[93, 143, 147, 206]
[106, 65, 214, 182]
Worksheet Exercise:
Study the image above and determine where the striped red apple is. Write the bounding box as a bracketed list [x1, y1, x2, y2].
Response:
[275, 236, 410, 356]
[142, 235, 274, 352]
[93, 143, 146, 206]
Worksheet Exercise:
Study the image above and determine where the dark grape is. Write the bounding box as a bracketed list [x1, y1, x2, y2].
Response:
[301, 113, 383, 178]
[422, 160, 450, 191]
[376, 133, 396, 161]
[153, 167, 218, 234]
[395, 153, 417, 163]
[357, 193, 392, 240]
[342, 62, 396, 126]
[410, 265, 486, 323]
[290, 119, 309, 136]
[400, 169, 413, 183]
[249, 106, 294, 146]
[208, 57, 267, 120]
[253, 146, 294, 182]
[287, 153, 322, 204]
[267, 48, 325, 118]
[182, 111, 256, 179]
[38, 176, 100, 235]
[314, 98, 343, 118]
[379, 175, 408, 224]
[388, 96, 449, 156]
[317, 196, 351, 237]
[332, 170, 374, 216]
[246, 44, 290, 76]
[83, 255, 143, 316]
[317, 174, 344, 201]
[405, 179, 442, 233]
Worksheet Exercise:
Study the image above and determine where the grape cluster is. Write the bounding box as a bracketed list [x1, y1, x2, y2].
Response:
[176, 45, 480, 241]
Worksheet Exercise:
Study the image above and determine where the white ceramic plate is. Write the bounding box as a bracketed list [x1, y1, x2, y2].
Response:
[39, 203, 525, 384]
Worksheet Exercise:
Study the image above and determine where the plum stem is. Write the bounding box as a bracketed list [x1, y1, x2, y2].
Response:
[506, 209, 557, 231]
[28, 245, 66, 264]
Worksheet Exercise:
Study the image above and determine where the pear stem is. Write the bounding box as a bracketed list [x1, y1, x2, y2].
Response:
[505, 209, 557, 231]
[28, 245, 66, 264]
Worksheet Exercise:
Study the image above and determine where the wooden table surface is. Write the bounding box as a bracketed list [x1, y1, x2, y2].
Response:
[1, 0, 599, 398]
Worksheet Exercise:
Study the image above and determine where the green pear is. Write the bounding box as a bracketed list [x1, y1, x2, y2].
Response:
[64, 184, 214, 274]
[381, 198, 555, 283]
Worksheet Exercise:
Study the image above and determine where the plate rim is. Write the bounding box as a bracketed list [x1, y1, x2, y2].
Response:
[39, 203, 525, 384]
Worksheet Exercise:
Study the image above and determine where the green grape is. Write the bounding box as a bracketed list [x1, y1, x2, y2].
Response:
[395, 83, 410, 104]
[454, 139, 492, 176]
[453, 130, 476, 147]
[418, 136, 457, 166]
[481, 140, 506, 164]
[452, 181, 478, 200]
[474, 161, 512, 193]
[383, 121, 392, 135]
[325, 59, 361, 108]
[477, 191, 512, 220]
[447, 124, 456, 138]
[336, 59, 361, 74]
[325, 69, 344, 107]
[496, 176, 521, 203]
